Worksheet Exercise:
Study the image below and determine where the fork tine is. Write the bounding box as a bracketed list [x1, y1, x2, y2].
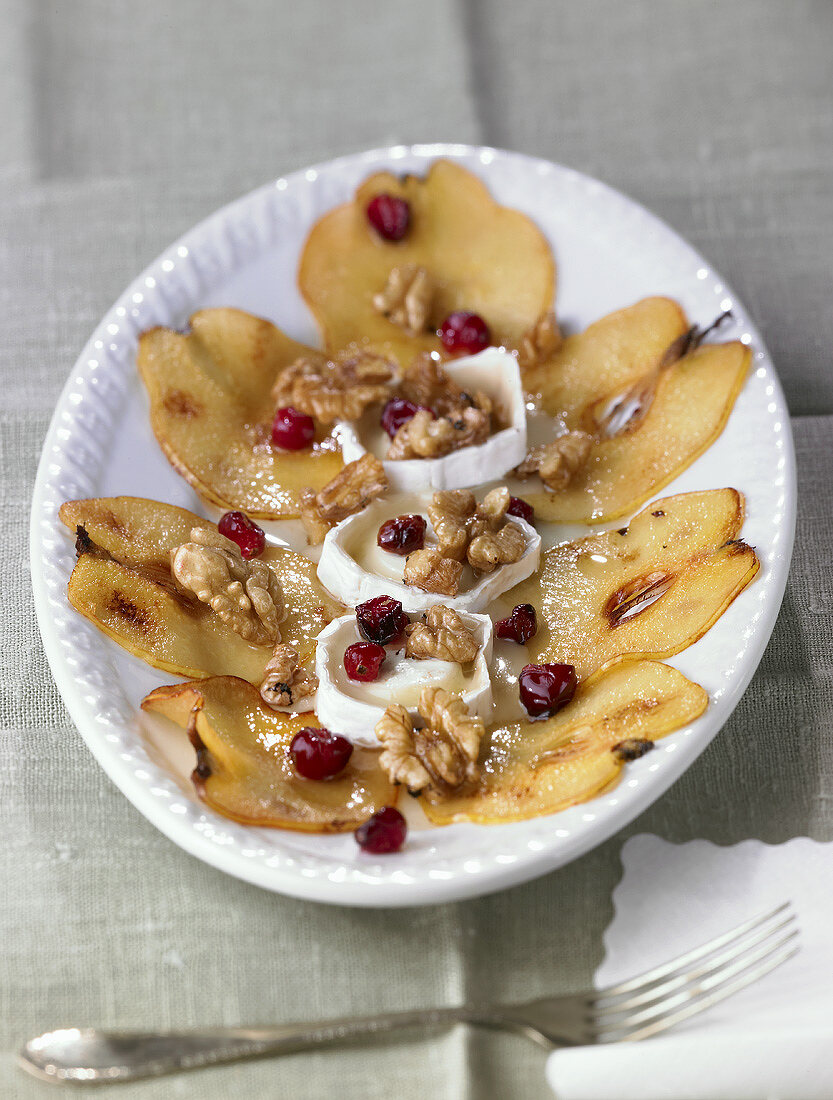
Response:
[597, 927, 799, 1031]
[594, 910, 797, 1017]
[599, 938, 800, 1044]
[594, 902, 792, 1001]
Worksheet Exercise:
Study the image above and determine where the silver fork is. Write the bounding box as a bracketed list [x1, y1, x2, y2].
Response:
[19, 902, 798, 1085]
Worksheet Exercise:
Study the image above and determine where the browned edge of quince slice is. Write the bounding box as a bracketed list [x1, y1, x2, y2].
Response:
[422, 658, 708, 825]
[60, 496, 343, 682]
[142, 676, 396, 832]
[510, 488, 759, 680]
[137, 308, 344, 519]
[298, 159, 556, 367]
[518, 297, 751, 522]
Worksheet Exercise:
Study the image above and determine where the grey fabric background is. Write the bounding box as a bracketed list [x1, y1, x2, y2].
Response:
[2, 2, 831, 1097]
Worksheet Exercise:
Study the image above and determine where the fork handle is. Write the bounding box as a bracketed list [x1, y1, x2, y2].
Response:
[20, 1008, 505, 1084]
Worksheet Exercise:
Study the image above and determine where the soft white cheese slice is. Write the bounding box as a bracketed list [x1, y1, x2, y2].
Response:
[336, 347, 528, 491]
[315, 612, 493, 744]
[316, 492, 541, 613]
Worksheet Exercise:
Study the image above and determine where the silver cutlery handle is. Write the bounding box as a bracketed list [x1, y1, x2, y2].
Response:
[20, 1007, 498, 1083]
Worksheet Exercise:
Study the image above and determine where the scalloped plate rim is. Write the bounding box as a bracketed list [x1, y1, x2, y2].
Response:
[29, 143, 796, 907]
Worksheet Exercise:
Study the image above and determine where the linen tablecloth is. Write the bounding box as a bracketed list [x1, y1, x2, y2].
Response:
[2, 2, 831, 1096]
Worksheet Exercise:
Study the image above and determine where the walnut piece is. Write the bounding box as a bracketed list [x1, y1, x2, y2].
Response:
[298, 454, 388, 544]
[375, 705, 432, 792]
[517, 310, 562, 371]
[376, 688, 483, 794]
[405, 605, 479, 663]
[372, 265, 434, 336]
[259, 643, 318, 709]
[427, 487, 521, 572]
[427, 489, 476, 561]
[386, 405, 492, 461]
[387, 409, 455, 459]
[467, 520, 527, 574]
[398, 353, 448, 408]
[386, 356, 497, 459]
[515, 430, 593, 491]
[171, 527, 285, 646]
[272, 350, 394, 424]
[467, 486, 510, 539]
[403, 548, 463, 596]
[398, 355, 492, 420]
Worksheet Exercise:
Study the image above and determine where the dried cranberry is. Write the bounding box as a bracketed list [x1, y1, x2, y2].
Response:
[507, 496, 535, 525]
[355, 806, 407, 853]
[343, 641, 386, 682]
[495, 604, 538, 645]
[438, 311, 491, 355]
[290, 727, 353, 780]
[377, 514, 426, 556]
[380, 397, 434, 439]
[217, 511, 266, 559]
[271, 406, 315, 451]
[355, 595, 409, 646]
[366, 194, 411, 242]
[519, 663, 577, 718]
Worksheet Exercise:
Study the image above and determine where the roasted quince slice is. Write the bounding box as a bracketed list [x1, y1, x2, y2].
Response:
[142, 677, 395, 831]
[517, 298, 750, 522]
[298, 160, 555, 367]
[60, 496, 343, 681]
[422, 659, 707, 824]
[510, 489, 759, 679]
[138, 308, 344, 518]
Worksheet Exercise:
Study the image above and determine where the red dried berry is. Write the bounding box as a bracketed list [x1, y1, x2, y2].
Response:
[366, 194, 411, 241]
[519, 663, 577, 718]
[271, 406, 315, 451]
[290, 727, 353, 781]
[495, 604, 538, 645]
[343, 641, 387, 682]
[507, 496, 535, 525]
[377, 514, 427, 556]
[355, 806, 407, 853]
[355, 595, 410, 646]
[217, 511, 266, 560]
[380, 397, 434, 439]
[438, 311, 491, 355]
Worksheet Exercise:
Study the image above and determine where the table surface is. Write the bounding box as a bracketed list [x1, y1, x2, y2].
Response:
[2, 2, 832, 1097]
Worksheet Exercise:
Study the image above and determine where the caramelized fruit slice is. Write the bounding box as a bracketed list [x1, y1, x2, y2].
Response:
[137, 308, 344, 518]
[510, 489, 759, 679]
[519, 298, 751, 522]
[60, 496, 343, 680]
[142, 677, 395, 831]
[422, 659, 707, 824]
[298, 160, 555, 367]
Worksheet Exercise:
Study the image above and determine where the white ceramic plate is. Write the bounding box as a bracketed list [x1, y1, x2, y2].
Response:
[30, 144, 796, 907]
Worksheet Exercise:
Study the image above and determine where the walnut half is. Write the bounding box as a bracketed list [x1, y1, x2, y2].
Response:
[373, 265, 434, 337]
[272, 350, 394, 424]
[376, 687, 484, 794]
[403, 548, 463, 597]
[171, 527, 285, 646]
[516, 310, 562, 371]
[260, 643, 318, 709]
[467, 520, 526, 574]
[405, 605, 479, 663]
[515, 431, 593, 492]
[298, 454, 388, 544]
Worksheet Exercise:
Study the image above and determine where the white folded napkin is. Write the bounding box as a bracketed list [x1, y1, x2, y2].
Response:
[547, 836, 833, 1100]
